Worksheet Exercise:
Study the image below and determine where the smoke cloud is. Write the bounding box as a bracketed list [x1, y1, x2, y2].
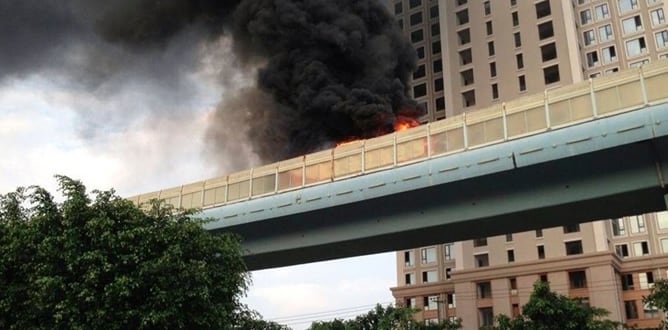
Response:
[0, 0, 419, 168]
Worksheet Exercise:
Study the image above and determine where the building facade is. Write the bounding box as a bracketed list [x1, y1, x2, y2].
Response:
[388, 0, 668, 328]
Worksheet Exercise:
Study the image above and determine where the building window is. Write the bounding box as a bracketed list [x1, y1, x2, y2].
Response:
[479, 307, 494, 328]
[490, 62, 497, 77]
[433, 78, 443, 92]
[486, 21, 493, 36]
[456, 9, 469, 25]
[488, 41, 495, 56]
[583, 29, 595, 46]
[445, 267, 452, 280]
[444, 243, 454, 260]
[447, 293, 456, 308]
[413, 83, 427, 98]
[660, 238, 668, 253]
[544, 65, 560, 84]
[473, 237, 487, 247]
[535, 1, 551, 19]
[428, 43, 440, 57]
[538, 21, 554, 40]
[565, 240, 583, 255]
[477, 282, 492, 298]
[623, 16, 643, 35]
[618, 0, 639, 13]
[537, 245, 546, 259]
[433, 59, 442, 73]
[413, 65, 426, 79]
[506, 233, 513, 242]
[599, 24, 613, 41]
[630, 215, 646, 233]
[423, 296, 438, 310]
[512, 12, 519, 26]
[512, 304, 520, 317]
[625, 300, 639, 319]
[409, 0, 422, 9]
[411, 29, 424, 43]
[416, 46, 425, 59]
[405, 272, 415, 285]
[595, 4, 610, 20]
[458, 29, 471, 45]
[431, 23, 440, 37]
[516, 53, 524, 69]
[652, 8, 666, 26]
[405, 297, 416, 308]
[404, 251, 414, 266]
[658, 211, 668, 229]
[460, 49, 472, 65]
[394, 2, 402, 15]
[421, 247, 436, 263]
[456, 0, 467, 5]
[507, 249, 515, 262]
[511, 0, 517, 6]
[656, 30, 668, 48]
[474, 253, 489, 267]
[410, 12, 423, 26]
[514, 32, 522, 47]
[622, 273, 634, 290]
[436, 97, 445, 110]
[423, 270, 438, 283]
[484, 1, 491, 15]
[430, 6, 439, 18]
[518, 75, 526, 91]
[580, 9, 592, 25]
[633, 241, 650, 256]
[463, 90, 476, 107]
[587, 51, 599, 67]
[397, 19, 404, 30]
[605, 67, 619, 74]
[540, 274, 548, 282]
[616, 244, 630, 258]
[612, 218, 626, 235]
[563, 223, 580, 233]
[541, 43, 557, 62]
[536, 229, 543, 238]
[639, 271, 655, 289]
[461, 69, 474, 86]
[602, 46, 617, 63]
[569, 270, 587, 288]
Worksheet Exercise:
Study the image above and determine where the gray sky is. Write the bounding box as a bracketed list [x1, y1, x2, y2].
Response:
[0, 69, 396, 330]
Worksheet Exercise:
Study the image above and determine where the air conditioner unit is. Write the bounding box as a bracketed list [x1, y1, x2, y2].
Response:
[510, 289, 518, 296]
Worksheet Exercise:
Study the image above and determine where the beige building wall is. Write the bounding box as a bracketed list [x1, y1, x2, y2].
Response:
[437, 0, 584, 117]
[388, 0, 668, 328]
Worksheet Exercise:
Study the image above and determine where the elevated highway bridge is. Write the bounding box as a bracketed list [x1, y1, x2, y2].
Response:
[130, 62, 668, 270]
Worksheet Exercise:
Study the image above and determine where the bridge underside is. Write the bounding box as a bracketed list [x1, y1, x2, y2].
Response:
[209, 134, 667, 270]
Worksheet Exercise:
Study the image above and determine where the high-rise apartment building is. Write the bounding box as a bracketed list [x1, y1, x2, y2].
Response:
[388, 0, 668, 328]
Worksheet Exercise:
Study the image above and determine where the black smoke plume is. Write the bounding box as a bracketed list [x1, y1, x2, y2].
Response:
[0, 0, 419, 167]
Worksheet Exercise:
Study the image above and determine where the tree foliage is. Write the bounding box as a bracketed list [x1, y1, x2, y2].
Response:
[307, 304, 462, 330]
[643, 278, 668, 328]
[492, 281, 626, 330]
[0, 176, 252, 329]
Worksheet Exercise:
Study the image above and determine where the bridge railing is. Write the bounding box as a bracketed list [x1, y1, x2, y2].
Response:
[128, 60, 668, 210]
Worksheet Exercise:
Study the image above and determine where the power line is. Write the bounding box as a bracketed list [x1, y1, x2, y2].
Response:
[267, 301, 394, 325]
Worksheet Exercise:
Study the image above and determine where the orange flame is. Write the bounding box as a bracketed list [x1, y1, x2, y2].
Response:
[335, 116, 420, 147]
[394, 116, 420, 132]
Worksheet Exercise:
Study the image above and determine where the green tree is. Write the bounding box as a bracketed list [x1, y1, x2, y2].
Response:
[643, 278, 668, 328]
[0, 176, 252, 329]
[307, 304, 461, 330]
[492, 281, 626, 330]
